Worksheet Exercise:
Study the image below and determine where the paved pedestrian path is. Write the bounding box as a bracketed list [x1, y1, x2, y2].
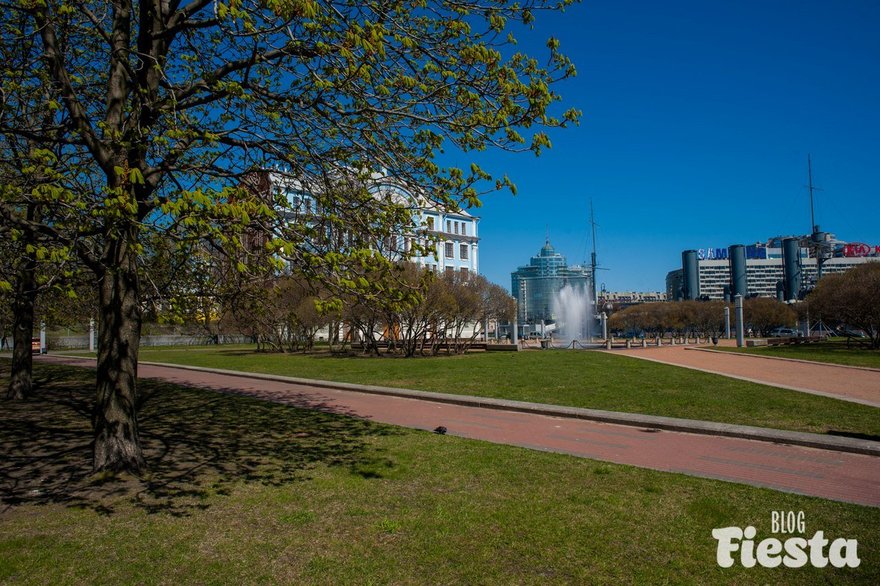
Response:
[42, 355, 880, 507]
[611, 345, 880, 407]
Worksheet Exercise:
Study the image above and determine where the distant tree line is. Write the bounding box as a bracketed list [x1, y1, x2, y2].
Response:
[607, 298, 797, 338]
[209, 262, 515, 357]
[606, 263, 880, 347]
[0, 252, 515, 358]
[342, 266, 515, 357]
[807, 263, 880, 349]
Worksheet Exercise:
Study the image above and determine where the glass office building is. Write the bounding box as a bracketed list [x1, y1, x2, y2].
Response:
[511, 240, 592, 324]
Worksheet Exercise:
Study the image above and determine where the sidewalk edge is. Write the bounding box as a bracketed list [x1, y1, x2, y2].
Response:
[120, 359, 880, 458]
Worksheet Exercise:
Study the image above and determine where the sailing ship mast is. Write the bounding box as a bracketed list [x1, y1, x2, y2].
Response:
[590, 200, 598, 308]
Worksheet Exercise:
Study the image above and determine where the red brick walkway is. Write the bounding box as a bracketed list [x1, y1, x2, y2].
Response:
[612, 345, 880, 407]
[43, 356, 880, 507]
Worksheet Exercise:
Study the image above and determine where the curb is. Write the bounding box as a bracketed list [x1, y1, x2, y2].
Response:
[685, 346, 880, 373]
[127, 359, 880, 458]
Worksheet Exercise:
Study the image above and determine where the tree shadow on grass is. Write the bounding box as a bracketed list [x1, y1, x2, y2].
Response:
[827, 430, 880, 442]
[191, 350, 257, 357]
[0, 361, 401, 517]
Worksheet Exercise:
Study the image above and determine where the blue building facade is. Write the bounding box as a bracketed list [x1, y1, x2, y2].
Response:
[511, 240, 592, 324]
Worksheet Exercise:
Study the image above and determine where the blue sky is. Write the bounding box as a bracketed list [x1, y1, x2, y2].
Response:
[457, 0, 880, 292]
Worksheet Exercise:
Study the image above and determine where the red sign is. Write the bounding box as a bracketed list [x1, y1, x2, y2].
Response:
[842, 243, 879, 258]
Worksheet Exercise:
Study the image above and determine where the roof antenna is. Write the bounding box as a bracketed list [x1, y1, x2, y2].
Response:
[807, 153, 822, 234]
[806, 154, 828, 281]
[590, 200, 598, 305]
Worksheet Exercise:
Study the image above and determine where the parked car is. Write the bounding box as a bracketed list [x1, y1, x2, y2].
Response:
[838, 328, 867, 338]
[621, 329, 646, 339]
[769, 327, 800, 337]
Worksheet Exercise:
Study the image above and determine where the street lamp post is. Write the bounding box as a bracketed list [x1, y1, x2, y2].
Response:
[735, 295, 745, 348]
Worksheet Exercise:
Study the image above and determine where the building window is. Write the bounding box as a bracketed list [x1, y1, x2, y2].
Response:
[460, 267, 469, 277]
[446, 219, 451, 233]
[454, 221, 459, 234]
[460, 244, 468, 260]
[426, 217, 434, 231]
[445, 266, 454, 275]
[461, 223, 467, 236]
[445, 242, 454, 258]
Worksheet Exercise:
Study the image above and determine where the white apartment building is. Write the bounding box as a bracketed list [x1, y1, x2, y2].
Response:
[598, 291, 668, 308]
[264, 170, 479, 275]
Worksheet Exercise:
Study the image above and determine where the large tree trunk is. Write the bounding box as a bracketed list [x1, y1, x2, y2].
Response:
[93, 235, 146, 473]
[7, 258, 36, 400]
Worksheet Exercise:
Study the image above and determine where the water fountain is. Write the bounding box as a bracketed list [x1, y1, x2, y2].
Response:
[552, 283, 594, 347]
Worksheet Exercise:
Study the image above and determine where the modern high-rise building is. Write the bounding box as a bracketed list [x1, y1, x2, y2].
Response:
[667, 233, 879, 301]
[510, 240, 592, 324]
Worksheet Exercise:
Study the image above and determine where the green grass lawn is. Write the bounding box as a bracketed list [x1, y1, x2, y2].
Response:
[130, 345, 880, 438]
[717, 340, 880, 369]
[1, 362, 877, 585]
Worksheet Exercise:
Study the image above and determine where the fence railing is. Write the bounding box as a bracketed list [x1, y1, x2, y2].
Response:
[47, 334, 253, 350]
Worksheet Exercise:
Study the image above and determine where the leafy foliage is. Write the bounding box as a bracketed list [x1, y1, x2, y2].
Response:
[742, 297, 796, 337]
[608, 299, 796, 338]
[341, 264, 514, 356]
[609, 301, 729, 337]
[807, 263, 880, 348]
[0, 0, 578, 470]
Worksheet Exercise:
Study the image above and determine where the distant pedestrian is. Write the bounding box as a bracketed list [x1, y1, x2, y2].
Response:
[712, 335, 718, 346]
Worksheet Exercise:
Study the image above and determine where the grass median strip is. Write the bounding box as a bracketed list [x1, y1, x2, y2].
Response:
[1, 362, 877, 585]
[714, 341, 880, 369]
[133, 346, 880, 438]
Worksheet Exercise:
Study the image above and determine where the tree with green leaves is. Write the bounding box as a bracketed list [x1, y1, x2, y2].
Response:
[0, 141, 78, 400]
[0, 220, 39, 400]
[807, 263, 880, 349]
[0, 7, 76, 399]
[743, 297, 796, 337]
[0, 0, 578, 472]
